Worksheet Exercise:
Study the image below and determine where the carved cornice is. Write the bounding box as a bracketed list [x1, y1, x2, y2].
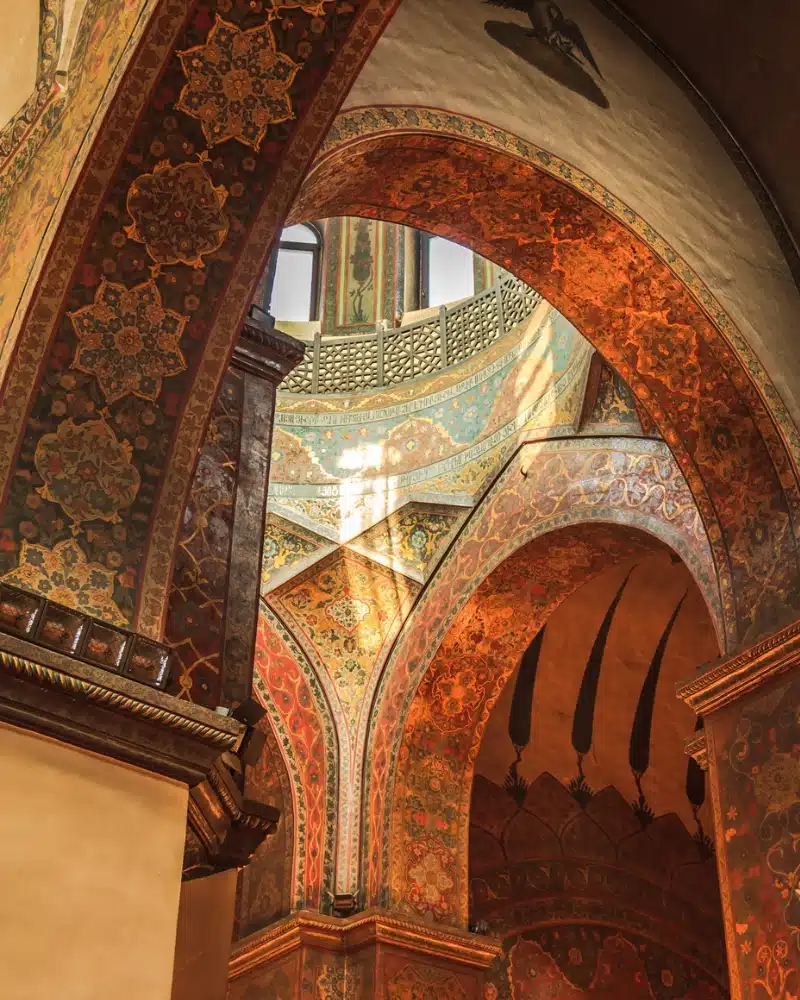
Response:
[0, 630, 242, 786]
[185, 758, 279, 879]
[0, 632, 281, 877]
[685, 731, 709, 770]
[229, 909, 503, 978]
[677, 616, 800, 716]
[232, 321, 305, 383]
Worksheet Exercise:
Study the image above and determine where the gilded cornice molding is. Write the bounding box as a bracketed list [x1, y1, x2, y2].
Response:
[0, 630, 242, 785]
[677, 616, 800, 716]
[0, 630, 281, 877]
[229, 908, 503, 978]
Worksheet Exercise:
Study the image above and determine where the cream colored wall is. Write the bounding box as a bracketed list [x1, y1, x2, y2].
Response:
[0, 723, 187, 1000]
[344, 0, 800, 429]
[0, 0, 39, 128]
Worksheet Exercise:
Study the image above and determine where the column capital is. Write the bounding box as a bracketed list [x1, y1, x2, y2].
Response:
[231, 319, 306, 384]
[677, 615, 800, 716]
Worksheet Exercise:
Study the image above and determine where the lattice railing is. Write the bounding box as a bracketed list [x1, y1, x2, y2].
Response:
[279, 273, 541, 395]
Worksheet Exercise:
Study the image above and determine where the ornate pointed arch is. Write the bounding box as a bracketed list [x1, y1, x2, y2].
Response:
[0, 0, 401, 636]
[360, 434, 729, 922]
[290, 108, 800, 645]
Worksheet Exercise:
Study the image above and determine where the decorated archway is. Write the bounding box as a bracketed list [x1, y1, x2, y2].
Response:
[284, 113, 800, 919]
[0, 1, 401, 637]
[378, 519, 723, 929]
[290, 112, 800, 646]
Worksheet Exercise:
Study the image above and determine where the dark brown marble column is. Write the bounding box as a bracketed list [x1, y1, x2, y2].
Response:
[678, 622, 800, 1000]
[165, 320, 303, 708]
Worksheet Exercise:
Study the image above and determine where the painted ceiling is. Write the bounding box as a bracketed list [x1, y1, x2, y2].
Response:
[0, 0, 795, 968]
[268, 303, 592, 543]
[254, 263, 727, 914]
[0, 0, 153, 376]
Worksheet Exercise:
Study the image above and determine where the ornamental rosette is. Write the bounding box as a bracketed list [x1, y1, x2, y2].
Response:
[405, 836, 456, 918]
[34, 418, 141, 526]
[125, 158, 229, 269]
[176, 15, 301, 151]
[69, 278, 187, 403]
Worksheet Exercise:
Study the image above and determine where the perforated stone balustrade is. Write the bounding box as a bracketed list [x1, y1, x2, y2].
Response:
[261, 273, 540, 395]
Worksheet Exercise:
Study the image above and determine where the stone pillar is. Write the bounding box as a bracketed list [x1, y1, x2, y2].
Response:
[678, 621, 800, 1000]
[0, 722, 186, 1000]
[171, 870, 240, 1000]
[166, 320, 304, 707]
[222, 324, 304, 705]
[227, 910, 503, 999]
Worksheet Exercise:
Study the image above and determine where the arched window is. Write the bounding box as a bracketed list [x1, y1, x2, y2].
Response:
[269, 223, 322, 322]
[420, 233, 475, 309]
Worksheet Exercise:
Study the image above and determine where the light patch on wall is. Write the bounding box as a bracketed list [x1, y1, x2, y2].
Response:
[0, 1, 39, 129]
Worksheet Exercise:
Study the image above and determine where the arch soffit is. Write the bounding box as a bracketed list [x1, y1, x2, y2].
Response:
[254, 601, 340, 912]
[264, 568, 359, 898]
[290, 110, 800, 643]
[360, 435, 723, 911]
[382, 519, 666, 924]
[0, 0, 401, 638]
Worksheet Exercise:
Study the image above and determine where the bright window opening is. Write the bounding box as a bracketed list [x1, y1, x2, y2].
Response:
[271, 224, 321, 322]
[426, 235, 475, 308]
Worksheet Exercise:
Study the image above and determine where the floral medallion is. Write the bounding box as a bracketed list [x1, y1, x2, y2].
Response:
[325, 592, 371, 633]
[176, 15, 301, 151]
[405, 836, 456, 918]
[125, 157, 229, 269]
[1, 539, 126, 625]
[34, 418, 141, 526]
[428, 657, 491, 734]
[69, 279, 187, 402]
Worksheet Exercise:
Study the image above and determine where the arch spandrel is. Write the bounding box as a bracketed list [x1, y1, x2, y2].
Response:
[0, 0, 400, 637]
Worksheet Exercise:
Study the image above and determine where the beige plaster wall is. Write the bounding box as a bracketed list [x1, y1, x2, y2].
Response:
[344, 0, 800, 429]
[0, 723, 187, 1000]
[0, 0, 39, 128]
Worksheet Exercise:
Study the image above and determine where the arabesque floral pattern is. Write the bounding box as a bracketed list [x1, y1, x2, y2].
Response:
[125, 157, 229, 269]
[34, 418, 141, 526]
[273, 0, 336, 15]
[714, 677, 800, 999]
[406, 836, 457, 919]
[176, 16, 300, 151]
[1, 538, 126, 625]
[69, 279, 187, 403]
